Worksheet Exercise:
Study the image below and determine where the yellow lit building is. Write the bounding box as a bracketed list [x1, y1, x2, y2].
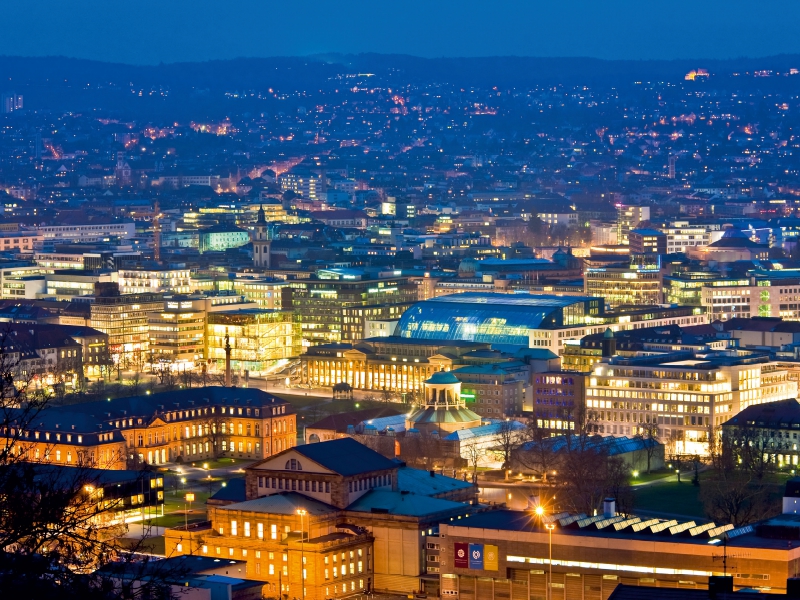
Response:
[207, 309, 301, 374]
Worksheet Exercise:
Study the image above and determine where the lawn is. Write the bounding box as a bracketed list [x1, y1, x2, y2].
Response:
[631, 473, 712, 519]
[630, 470, 674, 485]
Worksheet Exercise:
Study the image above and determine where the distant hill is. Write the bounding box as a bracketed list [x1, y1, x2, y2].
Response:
[2, 53, 798, 119]
[2, 53, 800, 89]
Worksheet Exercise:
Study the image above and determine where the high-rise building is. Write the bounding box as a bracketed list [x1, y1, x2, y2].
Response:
[616, 204, 650, 245]
[1, 92, 23, 114]
[290, 270, 418, 346]
[584, 254, 663, 308]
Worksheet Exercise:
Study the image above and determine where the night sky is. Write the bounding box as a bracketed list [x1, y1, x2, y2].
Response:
[3, 0, 799, 64]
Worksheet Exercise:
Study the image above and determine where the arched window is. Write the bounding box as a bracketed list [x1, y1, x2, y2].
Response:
[285, 458, 302, 471]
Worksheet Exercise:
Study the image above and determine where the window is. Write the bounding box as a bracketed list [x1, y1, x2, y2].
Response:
[271, 524, 277, 540]
[257, 523, 264, 539]
[231, 521, 237, 536]
[286, 458, 302, 471]
[244, 522, 250, 537]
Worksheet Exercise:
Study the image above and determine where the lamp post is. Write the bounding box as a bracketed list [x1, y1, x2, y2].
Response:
[185, 492, 195, 554]
[296, 508, 307, 600]
[545, 523, 555, 600]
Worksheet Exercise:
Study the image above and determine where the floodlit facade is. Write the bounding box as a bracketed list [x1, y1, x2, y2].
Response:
[586, 352, 797, 455]
[207, 308, 301, 374]
[118, 268, 192, 294]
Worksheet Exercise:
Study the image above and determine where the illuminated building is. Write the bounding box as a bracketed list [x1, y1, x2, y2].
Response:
[290, 271, 418, 345]
[278, 170, 323, 200]
[628, 229, 666, 255]
[300, 337, 491, 394]
[90, 289, 164, 367]
[117, 267, 192, 295]
[148, 293, 258, 366]
[615, 204, 650, 245]
[584, 255, 663, 308]
[663, 272, 748, 307]
[198, 223, 250, 253]
[207, 308, 301, 374]
[529, 372, 587, 433]
[586, 351, 796, 456]
[700, 269, 800, 321]
[44, 271, 117, 300]
[36, 222, 136, 243]
[437, 500, 800, 599]
[164, 438, 476, 598]
[395, 292, 704, 356]
[4, 387, 297, 468]
[660, 221, 715, 254]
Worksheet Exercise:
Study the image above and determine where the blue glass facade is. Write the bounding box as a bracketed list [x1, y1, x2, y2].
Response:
[396, 293, 601, 346]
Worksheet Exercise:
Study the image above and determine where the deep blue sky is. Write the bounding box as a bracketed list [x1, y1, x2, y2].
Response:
[3, 0, 799, 64]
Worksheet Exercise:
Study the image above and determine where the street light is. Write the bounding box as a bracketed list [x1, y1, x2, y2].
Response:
[185, 492, 195, 554]
[545, 523, 555, 600]
[296, 508, 307, 600]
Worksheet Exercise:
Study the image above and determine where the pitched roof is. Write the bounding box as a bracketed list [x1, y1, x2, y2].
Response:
[293, 438, 398, 476]
[724, 398, 800, 428]
[222, 491, 336, 517]
[307, 407, 402, 433]
[346, 490, 469, 518]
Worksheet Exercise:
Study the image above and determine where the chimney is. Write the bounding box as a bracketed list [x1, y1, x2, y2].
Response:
[708, 576, 733, 598]
[603, 498, 616, 518]
[788, 578, 800, 598]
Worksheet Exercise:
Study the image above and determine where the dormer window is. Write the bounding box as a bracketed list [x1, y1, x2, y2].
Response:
[285, 458, 302, 471]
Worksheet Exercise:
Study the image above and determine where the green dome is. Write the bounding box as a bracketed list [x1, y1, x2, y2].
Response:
[425, 371, 460, 385]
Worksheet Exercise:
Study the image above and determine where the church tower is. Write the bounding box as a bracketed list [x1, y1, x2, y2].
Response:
[252, 204, 271, 268]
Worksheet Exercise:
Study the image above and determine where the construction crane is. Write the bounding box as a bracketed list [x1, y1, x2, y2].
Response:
[153, 201, 162, 263]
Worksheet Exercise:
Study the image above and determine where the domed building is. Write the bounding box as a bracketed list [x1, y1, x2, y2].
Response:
[405, 371, 482, 435]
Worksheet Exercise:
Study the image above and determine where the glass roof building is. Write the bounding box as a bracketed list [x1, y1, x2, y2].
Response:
[396, 293, 603, 346]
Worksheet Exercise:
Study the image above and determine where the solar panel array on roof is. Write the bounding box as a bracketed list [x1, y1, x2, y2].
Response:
[558, 514, 586, 527]
[707, 524, 734, 538]
[577, 515, 606, 528]
[631, 518, 660, 532]
[688, 522, 717, 536]
[726, 524, 754, 539]
[650, 520, 678, 533]
[668, 521, 696, 535]
[595, 515, 626, 530]
[543, 512, 569, 524]
[613, 517, 642, 531]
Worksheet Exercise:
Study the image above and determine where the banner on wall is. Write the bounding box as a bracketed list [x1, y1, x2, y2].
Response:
[454, 542, 469, 569]
[468, 543, 484, 570]
[484, 544, 499, 571]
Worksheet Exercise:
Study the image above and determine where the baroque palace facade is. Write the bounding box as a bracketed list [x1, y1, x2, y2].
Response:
[7, 387, 296, 469]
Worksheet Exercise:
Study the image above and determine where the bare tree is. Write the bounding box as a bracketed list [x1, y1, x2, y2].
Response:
[494, 420, 521, 477]
[515, 418, 559, 483]
[0, 329, 184, 598]
[634, 423, 660, 474]
[463, 440, 482, 483]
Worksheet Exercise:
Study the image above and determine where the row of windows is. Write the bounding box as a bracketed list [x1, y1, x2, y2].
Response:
[259, 477, 331, 493]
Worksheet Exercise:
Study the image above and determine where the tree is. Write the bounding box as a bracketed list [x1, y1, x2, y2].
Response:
[514, 418, 559, 483]
[633, 423, 660, 474]
[700, 469, 777, 527]
[0, 329, 183, 598]
[494, 420, 521, 478]
[464, 440, 482, 483]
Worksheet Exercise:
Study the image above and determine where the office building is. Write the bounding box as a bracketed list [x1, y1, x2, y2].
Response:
[207, 308, 301, 374]
[198, 223, 250, 253]
[117, 267, 192, 295]
[586, 350, 796, 455]
[36, 222, 136, 243]
[628, 229, 666, 255]
[584, 255, 663, 308]
[291, 271, 418, 345]
[616, 204, 650, 245]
